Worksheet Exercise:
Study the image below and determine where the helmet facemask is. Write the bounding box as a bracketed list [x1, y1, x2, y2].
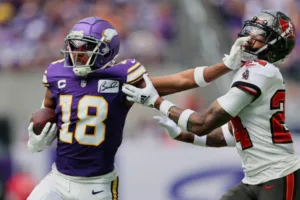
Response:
[60, 30, 111, 76]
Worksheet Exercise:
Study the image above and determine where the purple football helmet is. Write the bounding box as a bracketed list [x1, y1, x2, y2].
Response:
[61, 17, 120, 76]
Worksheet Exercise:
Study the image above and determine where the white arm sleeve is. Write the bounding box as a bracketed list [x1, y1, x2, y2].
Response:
[217, 87, 255, 117]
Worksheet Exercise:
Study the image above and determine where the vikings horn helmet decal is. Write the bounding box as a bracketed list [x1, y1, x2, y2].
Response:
[60, 17, 120, 76]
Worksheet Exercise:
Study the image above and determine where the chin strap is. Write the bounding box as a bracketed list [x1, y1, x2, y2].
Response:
[73, 67, 92, 76]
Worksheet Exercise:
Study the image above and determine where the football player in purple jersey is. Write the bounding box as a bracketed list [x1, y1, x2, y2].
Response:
[26, 17, 248, 200]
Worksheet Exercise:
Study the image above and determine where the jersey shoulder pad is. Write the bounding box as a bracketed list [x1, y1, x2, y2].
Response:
[232, 61, 275, 98]
[117, 59, 147, 84]
[243, 60, 277, 78]
[42, 59, 65, 87]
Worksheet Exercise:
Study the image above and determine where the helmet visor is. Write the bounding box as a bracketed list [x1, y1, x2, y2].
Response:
[239, 24, 268, 43]
[69, 40, 97, 52]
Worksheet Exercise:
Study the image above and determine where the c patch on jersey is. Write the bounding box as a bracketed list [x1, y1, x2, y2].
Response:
[98, 80, 119, 93]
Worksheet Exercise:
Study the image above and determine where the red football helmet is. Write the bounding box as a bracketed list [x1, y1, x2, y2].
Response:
[238, 10, 296, 63]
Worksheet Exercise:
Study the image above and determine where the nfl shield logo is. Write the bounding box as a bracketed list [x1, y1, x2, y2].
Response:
[81, 80, 87, 88]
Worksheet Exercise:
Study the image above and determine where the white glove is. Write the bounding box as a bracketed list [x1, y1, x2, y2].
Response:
[153, 116, 181, 139]
[27, 122, 57, 153]
[223, 36, 250, 70]
[122, 74, 159, 107]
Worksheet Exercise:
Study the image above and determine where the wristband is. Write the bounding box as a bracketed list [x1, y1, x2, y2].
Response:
[178, 109, 195, 131]
[194, 66, 210, 87]
[221, 123, 236, 147]
[159, 100, 176, 116]
[193, 135, 207, 146]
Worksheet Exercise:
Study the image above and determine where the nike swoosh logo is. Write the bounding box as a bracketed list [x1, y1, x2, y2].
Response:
[92, 190, 104, 195]
[264, 185, 275, 190]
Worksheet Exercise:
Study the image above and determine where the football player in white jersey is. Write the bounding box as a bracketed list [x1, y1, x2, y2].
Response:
[122, 10, 299, 200]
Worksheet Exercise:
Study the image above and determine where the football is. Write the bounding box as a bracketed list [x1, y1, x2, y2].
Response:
[30, 108, 57, 135]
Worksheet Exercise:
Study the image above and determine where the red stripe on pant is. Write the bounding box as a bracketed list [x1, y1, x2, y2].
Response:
[286, 173, 295, 200]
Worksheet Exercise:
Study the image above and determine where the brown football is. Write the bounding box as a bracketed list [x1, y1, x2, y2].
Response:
[30, 108, 57, 135]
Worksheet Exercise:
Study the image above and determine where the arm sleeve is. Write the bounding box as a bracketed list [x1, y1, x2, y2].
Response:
[229, 65, 273, 101]
[41, 63, 60, 97]
[126, 60, 147, 84]
[42, 69, 49, 87]
[217, 87, 255, 117]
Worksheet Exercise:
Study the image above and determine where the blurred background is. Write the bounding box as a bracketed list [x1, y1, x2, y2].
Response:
[0, 0, 299, 199]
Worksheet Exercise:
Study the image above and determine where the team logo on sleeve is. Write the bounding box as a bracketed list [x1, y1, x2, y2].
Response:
[242, 69, 249, 80]
[98, 80, 119, 93]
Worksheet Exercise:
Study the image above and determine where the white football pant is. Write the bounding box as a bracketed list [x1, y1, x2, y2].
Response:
[27, 164, 119, 200]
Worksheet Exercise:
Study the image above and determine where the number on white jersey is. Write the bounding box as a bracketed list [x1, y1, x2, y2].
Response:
[270, 90, 292, 143]
[232, 89, 292, 150]
[232, 117, 253, 150]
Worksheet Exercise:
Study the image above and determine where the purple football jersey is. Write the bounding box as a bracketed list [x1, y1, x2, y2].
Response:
[43, 59, 146, 177]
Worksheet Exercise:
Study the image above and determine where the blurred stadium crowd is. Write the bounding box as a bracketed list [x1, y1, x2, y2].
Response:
[0, 0, 176, 72]
[0, 0, 300, 199]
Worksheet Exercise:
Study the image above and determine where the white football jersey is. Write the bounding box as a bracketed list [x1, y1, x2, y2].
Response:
[229, 60, 300, 185]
